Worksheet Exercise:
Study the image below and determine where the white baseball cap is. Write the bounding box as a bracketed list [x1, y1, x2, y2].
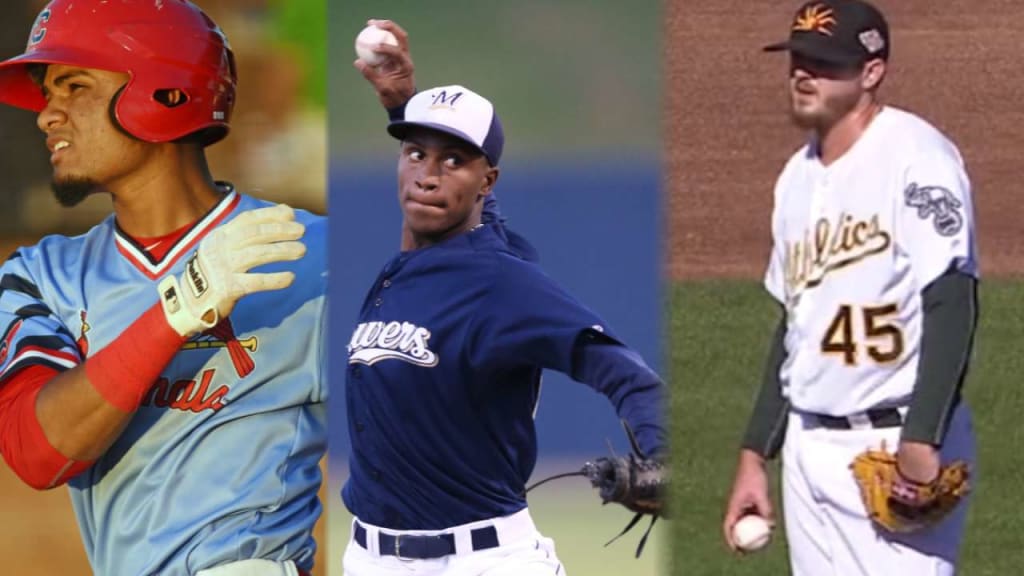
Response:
[387, 85, 504, 166]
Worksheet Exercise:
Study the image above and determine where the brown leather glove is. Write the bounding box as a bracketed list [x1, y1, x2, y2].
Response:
[850, 444, 969, 533]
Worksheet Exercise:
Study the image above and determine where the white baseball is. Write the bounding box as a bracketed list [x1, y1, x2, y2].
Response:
[732, 514, 772, 552]
[355, 25, 398, 67]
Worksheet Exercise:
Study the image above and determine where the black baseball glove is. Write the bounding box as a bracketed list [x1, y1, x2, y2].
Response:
[527, 420, 669, 558]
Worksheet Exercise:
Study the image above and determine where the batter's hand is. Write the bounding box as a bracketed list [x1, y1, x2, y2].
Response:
[354, 19, 415, 109]
[158, 204, 306, 337]
[723, 449, 776, 552]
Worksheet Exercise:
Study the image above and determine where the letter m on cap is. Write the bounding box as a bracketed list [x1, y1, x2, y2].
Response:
[430, 90, 463, 109]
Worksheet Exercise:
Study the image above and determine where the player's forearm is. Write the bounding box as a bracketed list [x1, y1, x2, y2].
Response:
[0, 366, 90, 489]
[570, 338, 668, 456]
[36, 303, 185, 461]
[740, 311, 789, 460]
[901, 270, 978, 445]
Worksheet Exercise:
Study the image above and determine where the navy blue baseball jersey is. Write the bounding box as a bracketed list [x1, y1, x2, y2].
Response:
[342, 222, 665, 530]
[0, 190, 327, 575]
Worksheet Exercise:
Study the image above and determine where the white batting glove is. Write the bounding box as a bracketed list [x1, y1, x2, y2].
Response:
[157, 204, 307, 337]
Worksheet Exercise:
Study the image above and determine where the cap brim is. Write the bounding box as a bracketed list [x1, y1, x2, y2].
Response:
[387, 120, 488, 157]
[762, 40, 792, 53]
[761, 37, 861, 66]
[0, 49, 128, 112]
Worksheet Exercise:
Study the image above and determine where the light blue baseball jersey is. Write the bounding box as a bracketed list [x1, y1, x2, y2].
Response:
[0, 189, 327, 575]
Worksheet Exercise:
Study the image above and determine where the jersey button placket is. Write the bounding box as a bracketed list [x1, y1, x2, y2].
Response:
[798, 174, 831, 329]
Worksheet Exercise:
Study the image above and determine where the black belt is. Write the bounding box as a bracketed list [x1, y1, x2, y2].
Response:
[808, 408, 903, 430]
[353, 521, 500, 560]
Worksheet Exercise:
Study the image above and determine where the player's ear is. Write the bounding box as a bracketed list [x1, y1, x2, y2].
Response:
[480, 166, 499, 197]
[862, 58, 886, 91]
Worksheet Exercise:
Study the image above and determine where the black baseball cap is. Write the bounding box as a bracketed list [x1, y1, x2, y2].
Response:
[763, 0, 890, 67]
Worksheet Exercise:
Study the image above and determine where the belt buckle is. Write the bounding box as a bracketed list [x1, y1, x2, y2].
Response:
[394, 533, 412, 562]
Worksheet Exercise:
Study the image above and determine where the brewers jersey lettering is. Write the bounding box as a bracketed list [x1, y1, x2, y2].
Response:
[343, 223, 659, 530]
[0, 190, 327, 576]
[765, 107, 977, 415]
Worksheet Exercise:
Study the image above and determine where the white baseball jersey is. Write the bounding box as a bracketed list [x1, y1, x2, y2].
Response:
[764, 106, 978, 416]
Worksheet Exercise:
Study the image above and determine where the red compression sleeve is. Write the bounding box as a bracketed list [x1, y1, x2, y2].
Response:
[0, 365, 93, 489]
[85, 302, 187, 413]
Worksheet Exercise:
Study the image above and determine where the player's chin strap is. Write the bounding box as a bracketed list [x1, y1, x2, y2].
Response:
[524, 420, 665, 559]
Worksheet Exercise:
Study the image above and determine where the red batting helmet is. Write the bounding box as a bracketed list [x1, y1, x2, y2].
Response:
[0, 0, 237, 146]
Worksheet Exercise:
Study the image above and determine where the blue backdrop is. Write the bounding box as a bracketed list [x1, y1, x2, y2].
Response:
[328, 155, 661, 459]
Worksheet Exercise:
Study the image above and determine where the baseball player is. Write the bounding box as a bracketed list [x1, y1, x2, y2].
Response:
[0, 2, 326, 575]
[722, 1, 978, 574]
[340, 21, 668, 575]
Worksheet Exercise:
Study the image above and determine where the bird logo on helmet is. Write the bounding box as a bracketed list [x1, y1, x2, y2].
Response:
[0, 0, 237, 146]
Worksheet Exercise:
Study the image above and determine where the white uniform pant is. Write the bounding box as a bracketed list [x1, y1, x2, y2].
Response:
[342, 508, 564, 576]
[782, 404, 975, 576]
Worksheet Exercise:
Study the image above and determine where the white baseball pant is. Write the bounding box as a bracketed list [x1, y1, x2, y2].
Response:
[342, 508, 565, 575]
[782, 404, 975, 576]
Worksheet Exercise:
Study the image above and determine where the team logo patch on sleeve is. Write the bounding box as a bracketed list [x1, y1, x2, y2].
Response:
[904, 183, 964, 237]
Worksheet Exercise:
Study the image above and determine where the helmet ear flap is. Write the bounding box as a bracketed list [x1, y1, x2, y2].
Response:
[107, 84, 136, 140]
[107, 85, 216, 145]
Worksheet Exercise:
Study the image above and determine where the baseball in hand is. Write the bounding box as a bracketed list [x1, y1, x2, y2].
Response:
[732, 514, 772, 552]
[355, 25, 398, 67]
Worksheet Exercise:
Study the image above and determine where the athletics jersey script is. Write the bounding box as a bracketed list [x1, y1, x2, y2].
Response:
[0, 191, 327, 576]
[765, 107, 978, 416]
[343, 223, 618, 530]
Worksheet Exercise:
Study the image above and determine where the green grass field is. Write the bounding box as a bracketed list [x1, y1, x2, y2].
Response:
[327, 476, 668, 575]
[669, 279, 1024, 575]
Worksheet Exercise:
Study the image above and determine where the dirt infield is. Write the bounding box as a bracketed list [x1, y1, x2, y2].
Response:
[666, 0, 1024, 280]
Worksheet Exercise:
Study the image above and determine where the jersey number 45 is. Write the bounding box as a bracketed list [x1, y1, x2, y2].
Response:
[821, 304, 904, 366]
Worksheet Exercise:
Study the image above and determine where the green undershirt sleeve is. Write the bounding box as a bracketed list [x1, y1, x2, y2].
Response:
[901, 269, 978, 445]
[740, 309, 790, 460]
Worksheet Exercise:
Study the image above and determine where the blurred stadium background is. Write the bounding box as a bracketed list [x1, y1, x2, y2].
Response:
[328, 1, 666, 575]
[0, 0, 326, 574]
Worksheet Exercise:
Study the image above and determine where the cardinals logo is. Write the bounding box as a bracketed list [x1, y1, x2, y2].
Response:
[183, 317, 258, 377]
[793, 3, 837, 36]
[76, 310, 89, 357]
